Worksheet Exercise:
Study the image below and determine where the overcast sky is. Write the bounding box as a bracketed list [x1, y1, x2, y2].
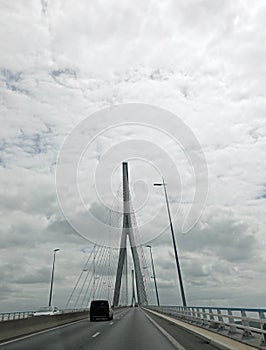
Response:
[1, 0, 266, 312]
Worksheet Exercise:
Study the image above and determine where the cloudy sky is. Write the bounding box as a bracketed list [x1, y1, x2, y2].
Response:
[1, 0, 266, 312]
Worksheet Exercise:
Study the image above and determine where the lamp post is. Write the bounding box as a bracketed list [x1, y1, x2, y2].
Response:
[48, 248, 60, 307]
[146, 245, 160, 306]
[154, 178, 187, 307]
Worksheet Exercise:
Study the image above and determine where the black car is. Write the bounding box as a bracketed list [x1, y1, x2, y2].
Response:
[90, 300, 113, 321]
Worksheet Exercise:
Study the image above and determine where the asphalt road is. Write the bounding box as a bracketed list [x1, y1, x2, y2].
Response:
[0, 308, 220, 350]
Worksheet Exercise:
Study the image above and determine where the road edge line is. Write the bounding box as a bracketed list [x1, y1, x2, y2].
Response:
[143, 309, 187, 350]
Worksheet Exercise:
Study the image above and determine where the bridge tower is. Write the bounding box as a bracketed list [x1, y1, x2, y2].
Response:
[112, 162, 147, 306]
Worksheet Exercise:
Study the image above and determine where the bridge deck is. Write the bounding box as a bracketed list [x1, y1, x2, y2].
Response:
[0, 308, 233, 350]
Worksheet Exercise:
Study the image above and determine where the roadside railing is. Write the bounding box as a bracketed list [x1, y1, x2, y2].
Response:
[0, 311, 34, 322]
[146, 305, 266, 348]
[0, 308, 89, 322]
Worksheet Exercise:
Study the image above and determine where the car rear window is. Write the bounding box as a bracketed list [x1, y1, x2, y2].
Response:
[91, 300, 109, 308]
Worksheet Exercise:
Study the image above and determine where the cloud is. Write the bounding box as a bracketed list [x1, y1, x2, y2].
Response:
[180, 206, 258, 262]
[0, 0, 266, 311]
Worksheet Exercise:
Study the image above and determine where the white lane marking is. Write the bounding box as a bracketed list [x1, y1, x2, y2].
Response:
[144, 311, 186, 350]
[0, 319, 86, 347]
[110, 322, 114, 325]
[92, 332, 100, 338]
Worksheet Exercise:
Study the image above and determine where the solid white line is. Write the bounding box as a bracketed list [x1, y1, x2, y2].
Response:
[144, 311, 187, 350]
[0, 319, 86, 347]
[92, 332, 100, 338]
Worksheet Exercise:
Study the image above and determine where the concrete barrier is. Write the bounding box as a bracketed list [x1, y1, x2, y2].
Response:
[0, 311, 89, 343]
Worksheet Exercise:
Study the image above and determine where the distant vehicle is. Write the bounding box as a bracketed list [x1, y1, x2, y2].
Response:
[33, 306, 60, 316]
[90, 300, 113, 321]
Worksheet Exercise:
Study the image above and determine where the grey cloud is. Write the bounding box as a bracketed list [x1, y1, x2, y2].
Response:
[178, 207, 258, 263]
[14, 267, 51, 285]
[1, 68, 22, 82]
[18, 128, 54, 155]
[0, 284, 21, 302]
[0, 68, 30, 95]
[41, 0, 49, 15]
[47, 218, 78, 237]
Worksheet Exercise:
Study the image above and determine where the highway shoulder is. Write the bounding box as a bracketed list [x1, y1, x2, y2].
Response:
[143, 308, 258, 350]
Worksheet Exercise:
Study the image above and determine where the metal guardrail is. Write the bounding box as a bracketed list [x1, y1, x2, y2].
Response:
[0, 311, 34, 322]
[0, 308, 89, 322]
[146, 305, 266, 348]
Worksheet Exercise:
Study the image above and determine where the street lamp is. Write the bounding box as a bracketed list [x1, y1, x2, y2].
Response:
[48, 248, 60, 307]
[154, 178, 187, 307]
[146, 245, 160, 306]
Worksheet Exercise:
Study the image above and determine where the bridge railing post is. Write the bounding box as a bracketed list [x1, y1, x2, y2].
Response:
[217, 308, 225, 330]
[192, 307, 198, 323]
[241, 310, 252, 338]
[196, 307, 201, 324]
[228, 310, 237, 334]
[201, 308, 208, 326]
[209, 308, 220, 329]
[175, 306, 180, 319]
[208, 308, 215, 328]
[189, 307, 194, 322]
[259, 311, 266, 345]
[178, 306, 183, 320]
[186, 307, 192, 321]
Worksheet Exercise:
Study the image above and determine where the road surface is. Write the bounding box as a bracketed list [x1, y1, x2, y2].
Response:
[0, 308, 220, 350]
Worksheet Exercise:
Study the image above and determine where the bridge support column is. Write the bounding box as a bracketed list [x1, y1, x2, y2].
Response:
[112, 162, 147, 307]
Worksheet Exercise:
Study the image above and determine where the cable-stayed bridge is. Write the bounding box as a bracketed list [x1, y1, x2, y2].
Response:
[1, 162, 265, 350]
[66, 162, 151, 310]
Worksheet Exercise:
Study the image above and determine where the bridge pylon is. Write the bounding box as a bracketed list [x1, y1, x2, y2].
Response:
[112, 162, 147, 306]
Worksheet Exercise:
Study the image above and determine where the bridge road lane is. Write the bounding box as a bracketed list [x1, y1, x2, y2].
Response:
[0, 308, 221, 350]
[0, 308, 130, 350]
[88, 307, 177, 350]
[88, 308, 220, 350]
[0, 308, 177, 350]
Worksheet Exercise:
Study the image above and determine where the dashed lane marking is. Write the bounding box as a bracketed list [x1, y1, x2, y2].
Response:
[92, 332, 100, 338]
